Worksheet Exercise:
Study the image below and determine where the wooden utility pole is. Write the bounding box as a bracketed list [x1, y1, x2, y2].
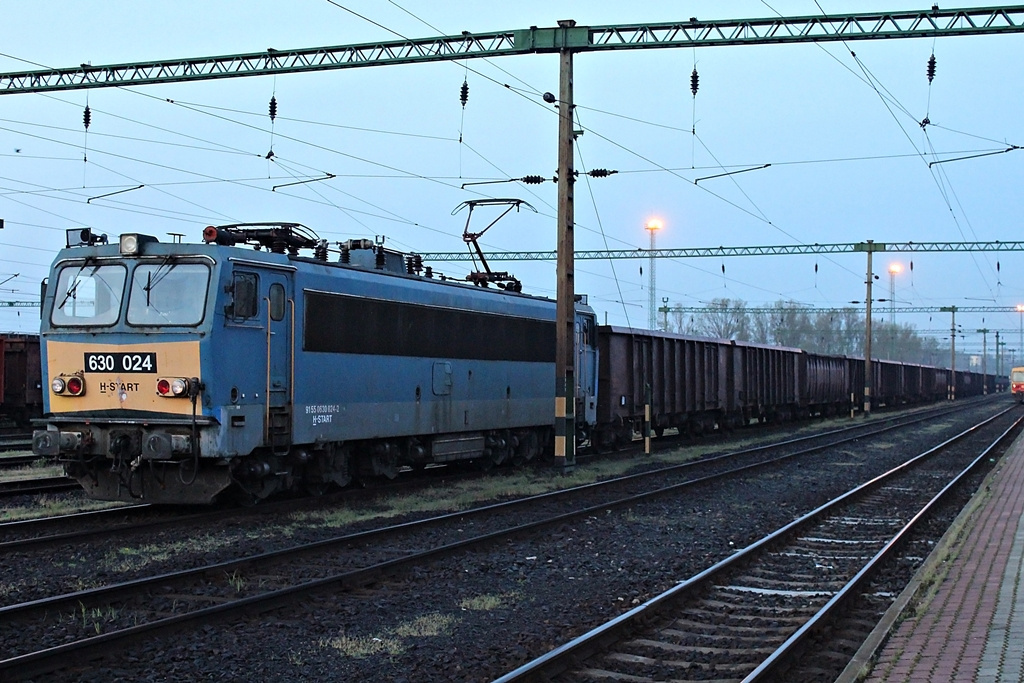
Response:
[554, 20, 576, 472]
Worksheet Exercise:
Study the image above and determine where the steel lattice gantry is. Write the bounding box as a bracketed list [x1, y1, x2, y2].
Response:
[413, 240, 1024, 262]
[2, 6, 1024, 93]
[664, 305, 1023, 315]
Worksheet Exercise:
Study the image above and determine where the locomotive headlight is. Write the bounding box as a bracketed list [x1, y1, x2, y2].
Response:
[51, 377, 66, 394]
[119, 233, 140, 255]
[118, 233, 157, 256]
[171, 378, 188, 396]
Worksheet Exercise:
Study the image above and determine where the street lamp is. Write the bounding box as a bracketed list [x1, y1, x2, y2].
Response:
[888, 263, 901, 359]
[1016, 304, 1023, 355]
[645, 218, 662, 330]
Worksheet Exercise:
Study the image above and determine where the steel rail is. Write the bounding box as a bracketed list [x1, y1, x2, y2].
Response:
[0, 434, 32, 450]
[0, 454, 38, 467]
[0, 471, 449, 551]
[744, 412, 1024, 680]
[0, 399, 967, 556]
[492, 405, 1017, 682]
[0, 476, 77, 498]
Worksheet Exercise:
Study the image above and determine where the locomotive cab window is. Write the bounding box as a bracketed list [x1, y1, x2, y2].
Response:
[50, 263, 126, 327]
[127, 262, 210, 326]
[269, 283, 285, 321]
[226, 272, 258, 320]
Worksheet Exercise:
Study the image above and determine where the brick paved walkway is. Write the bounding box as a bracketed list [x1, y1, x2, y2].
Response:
[864, 433, 1024, 682]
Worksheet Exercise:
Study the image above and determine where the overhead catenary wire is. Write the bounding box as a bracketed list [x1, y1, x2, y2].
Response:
[3, 78, 873, 311]
[794, 1, 1000, 302]
[574, 110, 632, 329]
[0, 6, 1019, 335]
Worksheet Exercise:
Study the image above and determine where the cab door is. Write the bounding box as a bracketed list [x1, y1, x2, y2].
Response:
[259, 269, 294, 453]
[575, 310, 598, 426]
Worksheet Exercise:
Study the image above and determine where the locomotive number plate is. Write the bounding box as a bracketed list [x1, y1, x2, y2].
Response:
[84, 352, 158, 373]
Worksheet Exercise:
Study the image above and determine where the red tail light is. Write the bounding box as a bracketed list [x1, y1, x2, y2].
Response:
[156, 377, 191, 397]
[66, 375, 85, 396]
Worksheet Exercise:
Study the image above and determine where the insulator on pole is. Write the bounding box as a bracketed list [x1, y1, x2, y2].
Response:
[926, 53, 937, 83]
[690, 68, 699, 97]
[269, 96, 278, 122]
[460, 79, 469, 108]
[587, 168, 617, 178]
[83, 105, 91, 130]
[520, 175, 546, 185]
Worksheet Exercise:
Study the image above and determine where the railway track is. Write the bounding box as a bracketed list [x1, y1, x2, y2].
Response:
[0, 399, 1007, 680]
[0, 397, 979, 554]
[494, 407, 1021, 682]
[0, 434, 32, 455]
[0, 454, 40, 469]
[0, 475, 77, 498]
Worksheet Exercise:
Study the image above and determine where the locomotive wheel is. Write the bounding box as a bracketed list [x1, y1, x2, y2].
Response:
[511, 431, 539, 465]
[230, 486, 262, 507]
[475, 452, 498, 471]
[592, 429, 613, 453]
[303, 479, 331, 496]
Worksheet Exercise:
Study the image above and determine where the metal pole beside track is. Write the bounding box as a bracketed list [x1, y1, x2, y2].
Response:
[978, 328, 989, 395]
[942, 306, 957, 400]
[863, 242, 875, 417]
[644, 383, 652, 455]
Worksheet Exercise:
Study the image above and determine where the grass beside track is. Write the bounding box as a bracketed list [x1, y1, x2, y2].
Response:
[289, 414, 863, 532]
[0, 493, 126, 523]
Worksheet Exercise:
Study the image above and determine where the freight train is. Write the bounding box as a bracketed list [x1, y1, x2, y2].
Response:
[0, 333, 42, 429]
[31, 224, 988, 504]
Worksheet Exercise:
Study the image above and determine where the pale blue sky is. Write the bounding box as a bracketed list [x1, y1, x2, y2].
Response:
[1, 1, 1023, 356]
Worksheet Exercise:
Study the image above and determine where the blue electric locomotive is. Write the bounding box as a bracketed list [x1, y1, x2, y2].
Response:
[32, 224, 599, 504]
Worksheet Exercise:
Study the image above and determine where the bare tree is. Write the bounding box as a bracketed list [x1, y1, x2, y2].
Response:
[696, 298, 750, 340]
[662, 298, 983, 370]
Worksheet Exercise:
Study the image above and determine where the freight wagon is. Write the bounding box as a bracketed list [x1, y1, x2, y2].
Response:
[0, 334, 42, 428]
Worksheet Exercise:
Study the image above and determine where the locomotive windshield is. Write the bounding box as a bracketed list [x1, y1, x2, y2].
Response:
[126, 262, 210, 326]
[1012, 369, 1024, 382]
[50, 263, 126, 327]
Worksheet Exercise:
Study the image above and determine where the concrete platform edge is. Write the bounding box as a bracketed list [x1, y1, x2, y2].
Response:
[834, 454, 1006, 683]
